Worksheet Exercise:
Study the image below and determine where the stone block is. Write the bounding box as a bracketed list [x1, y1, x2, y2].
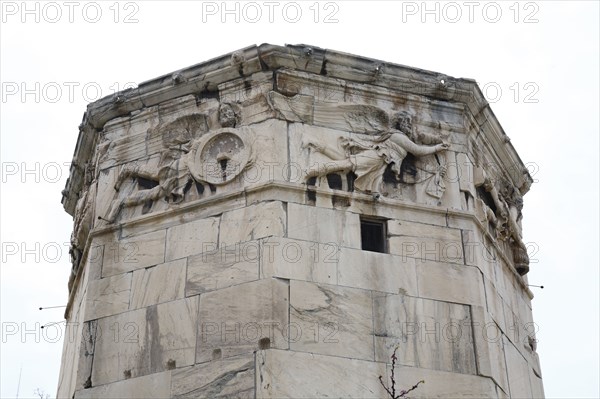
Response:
[256, 349, 387, 398]
[290, 281, 373, 361]
[462, 228, 497, 280]
[388, 220, 463, 264]
[484, 278, 507, 333]
[171, 354, 254, 398]
[373, 292, 477, 375]
[530, 366, 545, 398]
[470, 306, 509, 393]
[86, 242, 104, 282]
[165, 217, 219, 261]
[101, 230, 166, 277]
[74, 371, 171, 399]
[387, 365, 498, 398]
[90, 307, 147, 386]
[75, 321, 97, 391]
[186, 241, 259, 296]
[196, 279, 289, 363]
[416, 260, 485, 306]
[129, 259, 186, 309]
[338, 247, 417, 295]
[260, 237, 338, 285]
[84, 273, 132, 321]
[287, 203, 361, 249]
[91, 297, 198, 386]
[504, 336, 534, 398]
[219, 201, 286, 245]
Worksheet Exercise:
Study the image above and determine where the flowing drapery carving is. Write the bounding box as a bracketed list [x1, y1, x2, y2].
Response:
[302, 112, 449, 196]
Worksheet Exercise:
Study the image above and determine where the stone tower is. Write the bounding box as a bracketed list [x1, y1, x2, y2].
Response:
[58, 44, 543, 398]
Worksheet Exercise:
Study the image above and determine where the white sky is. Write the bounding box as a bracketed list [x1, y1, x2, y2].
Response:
[0, 1, 598, 398]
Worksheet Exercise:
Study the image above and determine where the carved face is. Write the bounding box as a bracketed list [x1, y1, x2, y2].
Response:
[391, 112, 413, 136]
[398, 117, 412, 134]
[219, 104, 237, 128]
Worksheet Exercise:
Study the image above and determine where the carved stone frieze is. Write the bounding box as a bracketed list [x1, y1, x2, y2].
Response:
[301, 111, 449, 198]
[474, 164, 529, 275]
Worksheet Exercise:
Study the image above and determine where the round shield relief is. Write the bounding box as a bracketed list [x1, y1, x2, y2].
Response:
[189, 130, 249, 185]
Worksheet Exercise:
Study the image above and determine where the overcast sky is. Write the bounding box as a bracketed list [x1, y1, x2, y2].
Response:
[1, 1, 598, 398]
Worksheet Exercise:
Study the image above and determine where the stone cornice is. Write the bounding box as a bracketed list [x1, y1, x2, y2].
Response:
[62, 43, 533, 215]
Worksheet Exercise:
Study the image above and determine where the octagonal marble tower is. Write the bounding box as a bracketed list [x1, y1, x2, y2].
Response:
[58, 44, 543, 398]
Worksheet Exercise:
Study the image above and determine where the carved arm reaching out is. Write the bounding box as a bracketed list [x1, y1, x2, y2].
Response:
[390, 132, 449, 156]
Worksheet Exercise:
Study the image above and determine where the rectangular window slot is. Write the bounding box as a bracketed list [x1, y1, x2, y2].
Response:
[360, 217, 387, 253]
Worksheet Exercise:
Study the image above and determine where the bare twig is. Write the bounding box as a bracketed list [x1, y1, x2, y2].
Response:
[378, 346, 425, 398]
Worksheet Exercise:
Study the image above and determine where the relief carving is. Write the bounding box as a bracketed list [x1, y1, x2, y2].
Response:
[218, 103, 241, 128]
[68, 162, 96, 291]
[102, 113, 250, 224]
[188, 130, 249, 185]
[268, 91, 390, 134]
[302, 112, 449, 196]
[475, 167, 529, 275]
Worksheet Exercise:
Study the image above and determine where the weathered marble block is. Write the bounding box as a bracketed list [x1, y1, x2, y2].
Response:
[74, 371, 171, 399]
[219, 201, 286, 246]
[373, 292, 477, 374]
[337, 247, 417, 295]
[186, 241, 259, 296]
[287, 203, 361, 248]
[129, 258, 186, 309]
[388, 219, 464, 264]
[256, 349, 387, 398]
[165, 217, 219, 261]
[470, 306, 510, 392]
[260, 237, 338, 285]
[91, 297, 198, 386]
[290, 280, 374, 361]
[416, 259, 486, 306]
[101, 230, 166, 277]
[196, 278, 289, 363]
[504, 335, 535, 398]
[171, 354, 254, 398]
[387, 365, 498, 398]
[84, 272, 132, 321]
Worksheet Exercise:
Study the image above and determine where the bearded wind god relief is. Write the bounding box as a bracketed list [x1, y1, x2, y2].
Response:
[301, 111, 449, 199]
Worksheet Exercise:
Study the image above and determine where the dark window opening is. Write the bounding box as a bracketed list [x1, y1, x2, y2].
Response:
[306, 188, 316, 205]
[347, 172, 357, 192]
[137, 177, 159, 190]
[326, 173, 343, 190]
[360, 218, 387, 253]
